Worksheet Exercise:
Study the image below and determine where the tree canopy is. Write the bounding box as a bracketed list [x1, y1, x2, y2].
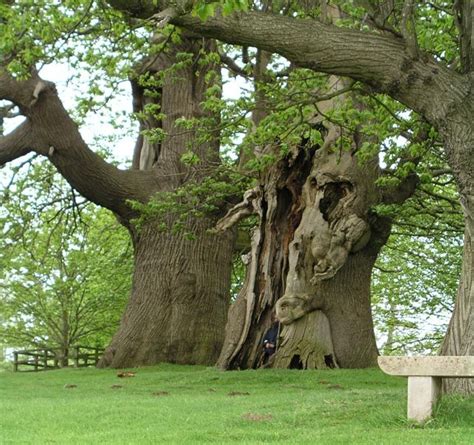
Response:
[0, 160, 132, 351]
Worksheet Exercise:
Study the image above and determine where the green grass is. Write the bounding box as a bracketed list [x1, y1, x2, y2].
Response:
[0, 365, 472, 444]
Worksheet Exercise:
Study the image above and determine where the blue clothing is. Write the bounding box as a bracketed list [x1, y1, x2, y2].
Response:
[262, 322, 280, 357]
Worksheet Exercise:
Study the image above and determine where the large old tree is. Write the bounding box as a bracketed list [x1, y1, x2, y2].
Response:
[0, 4, 235, 367]
[106, 0, 472, 392]
[216, 4, 423, 371]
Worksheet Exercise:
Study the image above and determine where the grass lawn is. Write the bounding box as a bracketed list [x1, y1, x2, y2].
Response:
[0, 364, 472, 444]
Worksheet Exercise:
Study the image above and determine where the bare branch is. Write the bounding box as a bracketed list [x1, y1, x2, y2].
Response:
[219, 50, 249, 78]
[215, 187, 261, 232]
[0, 103, 18, 120]
[420, 185, 460, 208]
[1, 154, 39, 192]
[431, 168, 452, 177]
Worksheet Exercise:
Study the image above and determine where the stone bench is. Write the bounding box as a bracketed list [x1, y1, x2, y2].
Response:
[378, 356, 474, 423]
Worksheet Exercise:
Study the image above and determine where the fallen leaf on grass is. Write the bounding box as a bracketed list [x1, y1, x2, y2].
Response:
[327, 384, 344, 390]
[64, 384, 77, 389]
[228, 391, 250, 396]
[117, 371, 135, 378]
[111, 384, 123, 389]
[242, 413, 272, 422]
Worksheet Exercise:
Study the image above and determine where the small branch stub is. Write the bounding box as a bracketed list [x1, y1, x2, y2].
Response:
[150, 7, 177, 28]
[30, 80, 50, 107]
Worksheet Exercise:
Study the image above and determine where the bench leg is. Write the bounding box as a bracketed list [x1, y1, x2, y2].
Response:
[407, 376, 441, 423]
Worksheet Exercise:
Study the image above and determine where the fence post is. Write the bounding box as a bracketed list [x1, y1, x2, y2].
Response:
[34, 354, 39, 372]
[43, 349, 48, 370]
[52, 349, 58, 368]
[13, 352, 18, 372]
[74, 346, 79, 368]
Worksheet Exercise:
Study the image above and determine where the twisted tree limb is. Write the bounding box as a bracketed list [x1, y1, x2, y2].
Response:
[0, 67, 158, 219]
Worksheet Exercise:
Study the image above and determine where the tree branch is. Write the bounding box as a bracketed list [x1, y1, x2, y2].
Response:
[0, 120, 33, 164]
[176, 11, 469, 124]
[401, 0, 419, 58]
[381, 172, 419, 205]
[219, 50, 249, 78]
[107, 2, 470, 128]
[0, 67, 159, 220]
[215, 187, 261, 232]
[454, 0, 474, 73]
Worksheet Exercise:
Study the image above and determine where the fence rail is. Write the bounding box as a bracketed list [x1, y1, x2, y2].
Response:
[12, 345, 104, 372]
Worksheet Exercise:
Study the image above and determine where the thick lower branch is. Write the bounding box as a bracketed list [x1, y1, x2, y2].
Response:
[108, 2, 470, 127]
[0, 120, 33, 164]
[0, 68, 158, 219]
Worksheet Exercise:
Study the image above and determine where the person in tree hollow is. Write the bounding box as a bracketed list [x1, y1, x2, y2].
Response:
[262, 312, 280, 365]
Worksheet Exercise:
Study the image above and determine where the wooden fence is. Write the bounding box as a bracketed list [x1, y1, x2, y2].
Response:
[12, 345, 104, 372]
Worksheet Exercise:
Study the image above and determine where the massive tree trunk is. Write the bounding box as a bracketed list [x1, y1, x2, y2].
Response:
[99, 36, 235, 367]
[100, 218, 233, 367]
[0, 35, 235, 368]
[216, 74, 400, 368]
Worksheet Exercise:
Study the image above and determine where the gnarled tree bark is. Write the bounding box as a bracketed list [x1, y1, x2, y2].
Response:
[216, 132, 393, 370]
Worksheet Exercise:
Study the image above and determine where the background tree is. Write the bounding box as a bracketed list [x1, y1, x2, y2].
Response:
[372, 169, 463, 355]
[0, 160, 132, 360]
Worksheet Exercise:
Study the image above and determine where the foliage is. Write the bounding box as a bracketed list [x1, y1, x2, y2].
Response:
[0, 159, 132, 350]
[1, 365, 473, 443]
[128, 165, 252, 236]
[372, 173, 463, 355]
[192, 0, 249, 20]
[334, 0, 459, 68]
[0, 0, 149, 139]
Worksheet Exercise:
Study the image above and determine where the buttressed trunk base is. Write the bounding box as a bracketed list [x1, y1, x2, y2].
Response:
[99, 219, 234, 368]
[217, 141, 390, 370]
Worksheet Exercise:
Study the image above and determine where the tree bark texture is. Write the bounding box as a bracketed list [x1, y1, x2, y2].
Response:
[99, 218, 234, 367]
[98, 36, 236, 367]
[217, 117, 393, 370]
[441, 104, 474, 395]
[442, 229, 474, 394]
[273, 310, 337, 369]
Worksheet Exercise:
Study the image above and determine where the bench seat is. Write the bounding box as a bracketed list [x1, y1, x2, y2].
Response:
[378, 356, 474, 423]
